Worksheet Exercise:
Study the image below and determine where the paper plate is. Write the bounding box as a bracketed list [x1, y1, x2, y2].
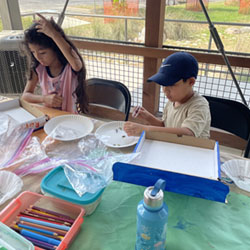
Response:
[221, 159, 250, 192]
[0, 170, 23, 205]
[44, 115, 94, 141]
[95, 121, 139, 148]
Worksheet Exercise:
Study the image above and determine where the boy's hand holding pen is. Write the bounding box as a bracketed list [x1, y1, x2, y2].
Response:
[132, 105, 141, 118]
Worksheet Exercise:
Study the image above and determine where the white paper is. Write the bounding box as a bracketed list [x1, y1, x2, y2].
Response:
[133, 139, 218, 180]
[0, 98, 47, 129]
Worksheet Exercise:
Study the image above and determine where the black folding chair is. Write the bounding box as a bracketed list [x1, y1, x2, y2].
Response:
[86, 78, 131, 121]
[204, 95, 250, 158]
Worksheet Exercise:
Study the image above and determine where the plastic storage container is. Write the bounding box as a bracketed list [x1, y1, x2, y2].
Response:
[41, 166, 105, 216]
[0, 191, 84, 250]
[0, 221, 34, 250]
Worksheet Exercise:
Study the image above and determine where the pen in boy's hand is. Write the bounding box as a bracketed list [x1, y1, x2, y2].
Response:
[132, 106, 141, 118]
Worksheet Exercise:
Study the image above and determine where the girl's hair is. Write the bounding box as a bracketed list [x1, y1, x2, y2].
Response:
[22, 18, 88, 113]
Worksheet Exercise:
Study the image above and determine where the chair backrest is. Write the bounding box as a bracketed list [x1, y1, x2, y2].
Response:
[204, 95, 250, 158]
[86, 78, 131, 121]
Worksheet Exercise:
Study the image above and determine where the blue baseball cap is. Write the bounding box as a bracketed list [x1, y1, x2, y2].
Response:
[147, 52, 198, 86]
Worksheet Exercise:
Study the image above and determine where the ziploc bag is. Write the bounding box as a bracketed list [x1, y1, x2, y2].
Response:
[10, 136, 66, 177]
[61, 134, 140, 196]
[0, 113, 33, 169]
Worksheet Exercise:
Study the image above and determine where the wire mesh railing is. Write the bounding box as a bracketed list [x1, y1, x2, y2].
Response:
[160, 62, 250, 111]
[1, 11, 249, 111]
[81, 49, 144, 108]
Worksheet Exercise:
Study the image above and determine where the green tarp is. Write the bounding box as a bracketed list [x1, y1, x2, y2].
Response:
[69, 181, 250, 250]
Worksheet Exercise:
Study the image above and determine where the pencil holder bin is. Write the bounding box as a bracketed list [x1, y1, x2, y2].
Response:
[0, 191, 84, 250]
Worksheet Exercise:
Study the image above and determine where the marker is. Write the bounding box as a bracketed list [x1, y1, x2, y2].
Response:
[19, 216, 70, 231]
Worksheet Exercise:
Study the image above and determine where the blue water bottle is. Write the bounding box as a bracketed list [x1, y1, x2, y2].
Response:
[135, 179, 168, 250]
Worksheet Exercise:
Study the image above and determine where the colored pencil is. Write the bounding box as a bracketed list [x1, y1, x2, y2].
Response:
[19, 220, 67, 236]
[15, 228, 61, 246]
[23, 235, 57, 249]
[28, 208, 58, 217]
[25, 210, 74, 224]
[18, 214, 63, 225]
[12, 224, 62, 240]
[19, 216, 70, 231]
[17, 223, 58, 236]
[28, 208, 68, 220]
[31, 205, 74, 220]
[16, 224, 63, 240]
[20, 211, 71, 225]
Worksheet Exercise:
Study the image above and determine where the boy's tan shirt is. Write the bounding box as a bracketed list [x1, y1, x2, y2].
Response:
[162, 92, 211, 138]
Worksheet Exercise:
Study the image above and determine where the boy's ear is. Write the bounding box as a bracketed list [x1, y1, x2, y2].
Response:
[188, 77, 196, 86]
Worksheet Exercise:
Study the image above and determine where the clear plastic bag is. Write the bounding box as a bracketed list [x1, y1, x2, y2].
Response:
[6, 136, 65, 176]
[43, 134, 140, 197]
[0, 113, 33, 169]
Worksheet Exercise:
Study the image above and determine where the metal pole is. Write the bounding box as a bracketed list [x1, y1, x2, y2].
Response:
[57, 0, 70, 27]
[125, 18, 128, 42]
[198, 0, 248, 106]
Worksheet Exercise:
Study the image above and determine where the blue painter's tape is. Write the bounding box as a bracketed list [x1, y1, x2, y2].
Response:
[133, 131, 145, 153]
[112, 162, 229, 203]
[216, 141, 221, 179]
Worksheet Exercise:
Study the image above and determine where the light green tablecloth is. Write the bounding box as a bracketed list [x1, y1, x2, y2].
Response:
[69, 181, 250, 250]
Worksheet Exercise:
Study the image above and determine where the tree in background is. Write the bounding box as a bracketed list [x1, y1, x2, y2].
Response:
[186, 0, 208, 11]
[239, 0, 250, 14]
[104, 0, 139, 22]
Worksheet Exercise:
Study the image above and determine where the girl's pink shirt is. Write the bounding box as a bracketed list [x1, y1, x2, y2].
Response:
[36, 63, 77, 113]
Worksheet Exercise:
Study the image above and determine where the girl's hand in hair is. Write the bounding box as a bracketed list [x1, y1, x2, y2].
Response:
[43, 93, 63, 108]
[35, 13, 56, 38]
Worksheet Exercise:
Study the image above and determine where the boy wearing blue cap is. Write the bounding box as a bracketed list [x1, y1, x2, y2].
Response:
[124, 52, 211, 138]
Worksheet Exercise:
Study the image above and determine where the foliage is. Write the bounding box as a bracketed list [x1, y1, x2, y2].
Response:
[164, 2, 250, 52]
[1, 1, 250, 52]
[21, 17, 33, 29]
[164, 11, 197, 40]
[65, 17, 144, 42]
[166, 2, 250, 23]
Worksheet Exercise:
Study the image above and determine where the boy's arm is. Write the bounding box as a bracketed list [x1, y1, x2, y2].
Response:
[145, 125, 194, 136]
[124, 122, 194, 137]
[36, 13, 82, 72]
